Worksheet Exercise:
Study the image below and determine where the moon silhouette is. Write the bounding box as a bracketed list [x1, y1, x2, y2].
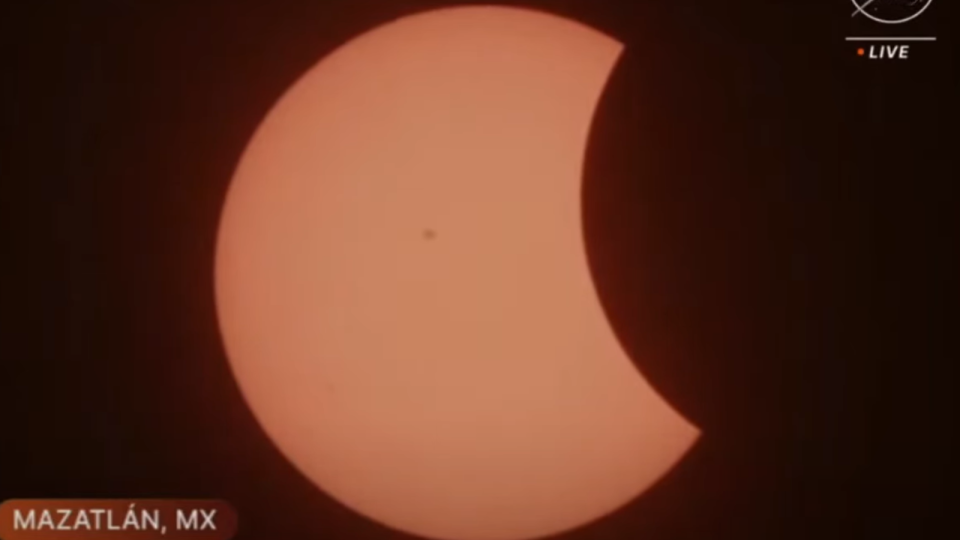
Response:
[215, 6, 700, 540]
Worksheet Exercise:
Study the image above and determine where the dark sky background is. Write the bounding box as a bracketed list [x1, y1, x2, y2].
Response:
[2, 1, 956, 539]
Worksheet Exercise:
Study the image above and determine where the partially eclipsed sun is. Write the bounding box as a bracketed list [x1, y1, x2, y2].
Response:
[215, 6, 700, 540]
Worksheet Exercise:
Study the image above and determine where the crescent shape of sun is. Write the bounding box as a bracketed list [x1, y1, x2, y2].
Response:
[215, 6, 701, 540]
